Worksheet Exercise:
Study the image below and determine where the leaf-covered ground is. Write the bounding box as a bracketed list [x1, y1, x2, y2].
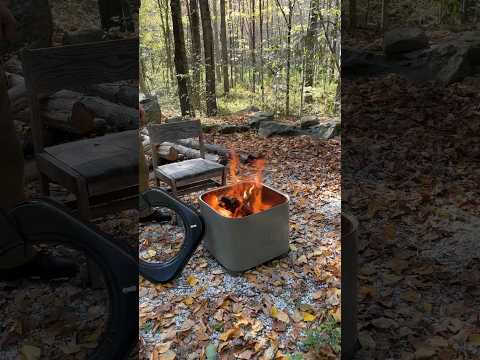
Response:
[139, 122, 341, 360]
[343, 73, 480, 359]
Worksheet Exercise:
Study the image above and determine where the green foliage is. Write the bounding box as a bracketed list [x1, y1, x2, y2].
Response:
[140, 0, 340, 118]
[301, 316, 341, 353]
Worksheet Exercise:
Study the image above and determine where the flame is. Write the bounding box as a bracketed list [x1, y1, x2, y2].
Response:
[205, 150, 272, 218]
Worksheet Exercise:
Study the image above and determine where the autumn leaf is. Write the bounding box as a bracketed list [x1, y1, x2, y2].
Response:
[331, 307, 341, 322]
[20, 345, 41, 360]
[271, 306, 290, 323]
[159, 350, 176, 360]
[468, 333, 480, 346]
[154, 341, 173, 354]
[186, 275, 198, 286]
[302, 311, 317, 322]
[219, 326, 243, 341]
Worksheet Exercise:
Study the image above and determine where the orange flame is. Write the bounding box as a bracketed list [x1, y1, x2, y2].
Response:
[205, 150, 272, 218]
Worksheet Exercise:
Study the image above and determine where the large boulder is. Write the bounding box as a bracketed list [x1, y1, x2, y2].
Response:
[307, 122, 340, 140]
[218, 124, 249, 134]
[258, 121, 298, 138]
[1, 0, 53, 51]
[384, 27, 429, 56]
[298, 116, 320, 129]
[345, 31, 480, 84]
[248, 111, 275, 128]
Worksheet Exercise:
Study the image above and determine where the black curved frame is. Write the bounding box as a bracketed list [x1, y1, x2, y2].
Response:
[139, 188, 204, 283]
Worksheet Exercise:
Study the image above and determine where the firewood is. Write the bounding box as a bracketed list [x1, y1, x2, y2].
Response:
[86, 83, 138, 108]
[157, 144, 179, 161]
[162, 142, 220, 163]
[74, 96, 138, 131]
[177, 138, 258, 164]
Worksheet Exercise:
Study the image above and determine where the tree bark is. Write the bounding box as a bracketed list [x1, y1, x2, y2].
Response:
[349, 0, 357, 29]
[304, 0, 319, 103]
[251, 0, 256, 93]
[199, 0, 218, 116]
[170, 0, 195, 116]
[220, 0, 229, 94]
[188, 0, 202, 110]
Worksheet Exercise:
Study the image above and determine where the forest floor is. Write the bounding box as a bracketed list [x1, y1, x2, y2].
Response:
[139, 115, 341, 360]
[344, 73, 480, 360]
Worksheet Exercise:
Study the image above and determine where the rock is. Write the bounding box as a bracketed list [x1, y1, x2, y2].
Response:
[202, 123, 220, 133]
[307, 122, 340, 139]
[258, 121, 298, 138]
[345, 31, 480, 84]
[165, 116, 193, 123]
[384, 27, 429, 56]
[431, 31, 480, 84]
[218, 124, 250, 134]
[1, 0, 53, 51]
[298, 116, 320, 129]
[140, 96, 161, 124]
[63, 29, 106, 45]
[248, 111, 275, 128]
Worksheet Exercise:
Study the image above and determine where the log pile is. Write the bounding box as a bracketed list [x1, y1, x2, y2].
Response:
[140, 127, 258, 168]
[6, 70, 138, 136]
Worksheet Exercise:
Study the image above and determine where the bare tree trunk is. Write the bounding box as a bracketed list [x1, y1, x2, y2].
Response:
[349, 0, 357, 29]
[251, 0, 256, 93]
[304, 0, 319, 104]
[170, 0, 194, 116]
[220, 0, 229, 94]
[381, 0, 389, 30]
[259, 0, 265, 105]
[199, 0, 219, 116]
[212, 0, 222, 84]
[158, 0, 175, 85]
[188, 0, 202, 110]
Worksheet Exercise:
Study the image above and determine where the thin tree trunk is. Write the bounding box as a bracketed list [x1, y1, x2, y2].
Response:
[259, 0, 265, 105]
[212, 0, 222, 83]
[251, 0, 256, 93]
[199, 0, 218, 116]
[158, 0, 175, 85]
[220, 0, 229, 94]
[304, 0, 319, 103]
[170, 0, 194, 116]
[188, 0, 202, 110]
[349, 0, 356, 28]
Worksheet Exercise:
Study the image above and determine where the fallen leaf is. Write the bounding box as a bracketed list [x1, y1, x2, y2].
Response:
[186, 275, 198, 286]
[271, 306, 290, 323]
[302, 311, 316, 322]
[159, 350, 176, 360]
[219, 326, 243, 341]
[20, 345, 41, 360]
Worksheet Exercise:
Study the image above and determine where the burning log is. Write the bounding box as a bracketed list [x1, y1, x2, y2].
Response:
[219, 195, 253, 217]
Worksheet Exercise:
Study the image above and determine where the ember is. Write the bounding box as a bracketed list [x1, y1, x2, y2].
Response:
[204, 151, 273, 218]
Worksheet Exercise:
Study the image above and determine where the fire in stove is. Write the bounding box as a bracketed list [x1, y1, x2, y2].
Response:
[199, 152, 289, 272]
[203, 151, 274, 218]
